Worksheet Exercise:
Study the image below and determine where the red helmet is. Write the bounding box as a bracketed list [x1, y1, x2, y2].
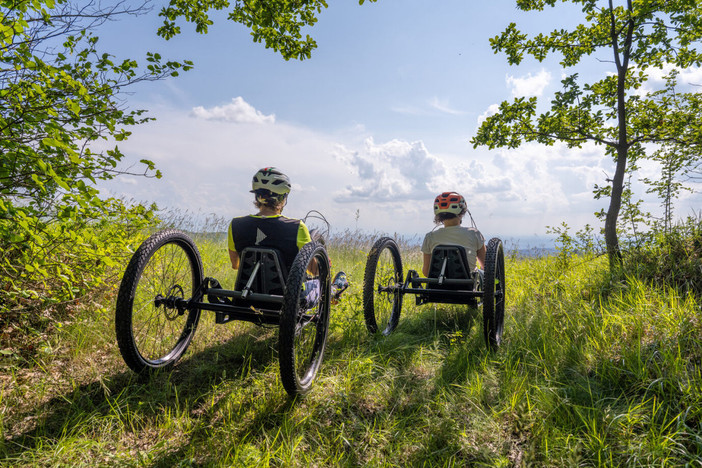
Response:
[433, 192, 467, 216]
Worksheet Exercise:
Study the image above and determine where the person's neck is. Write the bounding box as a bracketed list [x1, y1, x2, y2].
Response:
[257, 207, 282, 217]
[442, 218, 461, 227]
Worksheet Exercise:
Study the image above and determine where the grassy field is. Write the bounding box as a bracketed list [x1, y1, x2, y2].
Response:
[1, 230, 701, 466]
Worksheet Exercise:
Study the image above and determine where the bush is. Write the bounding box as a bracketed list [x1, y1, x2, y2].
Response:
[622, 216, 702, 296]
[0, 199, 158, 331]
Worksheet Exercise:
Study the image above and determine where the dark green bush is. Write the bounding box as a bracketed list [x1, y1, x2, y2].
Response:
[623, 216, 702, 296]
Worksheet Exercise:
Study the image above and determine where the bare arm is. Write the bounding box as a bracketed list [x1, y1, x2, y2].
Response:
[422, 253, 431, 277]
[229, 249, 240, 270]
[476, 245, 486, 270]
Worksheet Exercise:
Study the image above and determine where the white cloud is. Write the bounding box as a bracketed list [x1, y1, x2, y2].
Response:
[645, 64, 702, 85]
[428, 97, 466, 115]
[190, 96, 275, 124]
[634, 65, 702, 95]
[334, 138, 446, 201]
[506, 69, 552, 97]
[391, 97, 466, 116]
[477, 103, 499, 125]
[96, 98, 700, 240]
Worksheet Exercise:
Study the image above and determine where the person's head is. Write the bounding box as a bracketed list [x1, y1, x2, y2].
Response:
[433, 191, 467, 224]
[251, 167, 292, 212]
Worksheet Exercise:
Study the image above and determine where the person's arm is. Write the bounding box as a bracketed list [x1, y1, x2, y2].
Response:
[227, 220, 240, 269]
[422, 253, 432, 277]
[229, 249, 240, 270]
[297, 220, 320, 275]
[476, 245, 486, 270]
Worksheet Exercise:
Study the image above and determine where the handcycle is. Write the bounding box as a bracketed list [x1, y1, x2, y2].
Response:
[362, 236, 505, 350]
[114, 213, 333, 397]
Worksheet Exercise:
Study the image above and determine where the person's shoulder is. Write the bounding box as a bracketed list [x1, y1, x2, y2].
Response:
[466, 227, 485, 242]
[279, 215, 303, 225]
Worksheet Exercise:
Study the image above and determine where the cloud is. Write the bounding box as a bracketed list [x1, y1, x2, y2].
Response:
[190, 96, 275, 124]
[391, 97, 466, 116]
[428, 97, 466, 115]
[506, 69, 552, 97]
[634, 64, 702, 95]
[477, 103, 500, 125]
[333, 138, 447, 202]
[96, 97, 701, 239]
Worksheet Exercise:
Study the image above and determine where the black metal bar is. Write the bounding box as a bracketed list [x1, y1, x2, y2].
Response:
[403, 287, 483, 298]
[410, 277, 475, 287]
[240, 261, 261, 300]
[189, 300, 281, 325]
[438, 257, 448, 285]
[206, 288, 284, 305]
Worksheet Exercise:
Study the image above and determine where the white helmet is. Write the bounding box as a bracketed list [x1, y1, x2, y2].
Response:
[251, 167, 291, 195]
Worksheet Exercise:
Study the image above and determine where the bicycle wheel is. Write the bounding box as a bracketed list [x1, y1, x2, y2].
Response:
[279, 242, 331, 396]
[363, 237, 404, 335]
[115, 229, 203, 372]
[482, 237, 505, 351]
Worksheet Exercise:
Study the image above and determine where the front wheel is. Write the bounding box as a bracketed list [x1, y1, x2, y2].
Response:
[279, 242, 331, 397]
[363, 237, 404, 335]
[115, 229, 203, 373]
[482, 237, 505, 351]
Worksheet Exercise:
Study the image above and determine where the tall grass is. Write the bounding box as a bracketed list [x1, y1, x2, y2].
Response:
[1, 227, 701, 466]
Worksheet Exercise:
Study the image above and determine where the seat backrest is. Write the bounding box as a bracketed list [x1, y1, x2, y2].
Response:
[234, 247, 287, 297]
[427, 244, 471, 281]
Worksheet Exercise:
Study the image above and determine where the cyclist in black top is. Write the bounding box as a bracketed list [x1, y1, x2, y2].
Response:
[227, 167, 348, 307]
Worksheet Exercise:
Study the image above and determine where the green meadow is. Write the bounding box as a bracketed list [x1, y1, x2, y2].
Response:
[1, 226, 701, 467]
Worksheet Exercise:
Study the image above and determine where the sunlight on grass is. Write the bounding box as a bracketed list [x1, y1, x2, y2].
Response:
[2, 232, 701, 466]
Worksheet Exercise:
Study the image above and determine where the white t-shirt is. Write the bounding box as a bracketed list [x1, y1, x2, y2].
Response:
[421, 226, 485, 270]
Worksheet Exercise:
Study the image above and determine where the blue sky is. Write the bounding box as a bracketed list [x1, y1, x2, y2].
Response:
[95, 0, 702, 242]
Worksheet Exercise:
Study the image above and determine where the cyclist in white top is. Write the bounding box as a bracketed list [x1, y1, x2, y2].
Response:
[420, 192, 486, 277]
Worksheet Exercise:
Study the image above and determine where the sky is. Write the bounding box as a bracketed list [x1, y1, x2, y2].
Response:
[94, 0, 702, 244]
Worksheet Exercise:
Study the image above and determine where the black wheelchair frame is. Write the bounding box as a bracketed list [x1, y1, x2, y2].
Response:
[114, 229, 331, 396]
[362, 237, 506, 350]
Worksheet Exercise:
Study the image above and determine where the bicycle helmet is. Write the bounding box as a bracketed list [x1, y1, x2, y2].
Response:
[433, 191, 467, 216]
[251, 167, 292, 195]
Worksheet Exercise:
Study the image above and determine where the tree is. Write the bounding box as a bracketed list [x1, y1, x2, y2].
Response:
[0, 0, 190, 311]
[471, 0, 702, 268]
[0, 0, 377, 315]
[155, 0, 377, 60]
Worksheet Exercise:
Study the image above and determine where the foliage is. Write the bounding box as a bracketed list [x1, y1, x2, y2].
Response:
[157, 0, 378, 60]
[547, 221, 600, 268]
[0, 1, 190, 318]
[622, 215, 702, 296]
[471, 0, 702, 268]
[0, 200, 157, 336]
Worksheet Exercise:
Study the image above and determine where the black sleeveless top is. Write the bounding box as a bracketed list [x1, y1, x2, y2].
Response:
[229, 215, 305, 272]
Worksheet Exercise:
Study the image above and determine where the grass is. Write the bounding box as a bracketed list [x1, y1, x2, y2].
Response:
[1, 230, 701, 466]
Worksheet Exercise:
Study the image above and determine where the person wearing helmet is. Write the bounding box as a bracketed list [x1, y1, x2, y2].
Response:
[226, 167, 348, 306]
[228, 167, 305, 271]
[420, 191, 486, 277]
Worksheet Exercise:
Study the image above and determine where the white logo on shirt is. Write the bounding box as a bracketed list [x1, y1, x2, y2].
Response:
[255, 228, 267, 245]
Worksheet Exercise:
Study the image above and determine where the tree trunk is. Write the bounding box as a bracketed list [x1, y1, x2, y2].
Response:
[606, 0, 633, 271]
[605, 145, 627, 268]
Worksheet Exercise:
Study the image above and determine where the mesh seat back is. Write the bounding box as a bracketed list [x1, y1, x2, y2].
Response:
[234, 247, 287, 305]
[428, 245, 472, 283]
[417, 244, 476, 306]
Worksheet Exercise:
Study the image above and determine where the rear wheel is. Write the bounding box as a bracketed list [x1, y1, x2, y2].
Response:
[363, 237, 404, 335]
[115, 229, 203, 372]
[482, 237, 505, 351]
[279, 242, 331, 396]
